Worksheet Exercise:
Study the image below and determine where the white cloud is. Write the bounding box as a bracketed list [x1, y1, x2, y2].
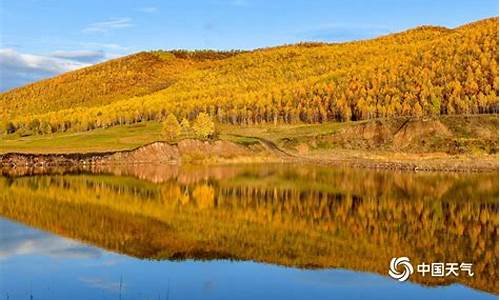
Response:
[51, 50, 105, 63]
[82, 18, 133, 33]
[138, 6, 158, 13]
[0, 48, 89, 74]
[0, 48, 107, 91]
[79, 42, 130, 51]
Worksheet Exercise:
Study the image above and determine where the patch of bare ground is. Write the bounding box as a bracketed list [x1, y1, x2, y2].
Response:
[0, 139, 279, 168]
[280, 115, 498, 171]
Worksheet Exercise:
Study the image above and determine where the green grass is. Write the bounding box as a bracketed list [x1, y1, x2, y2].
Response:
[0, 122, 163, 153]
[0, 119, 349, 154]
[218, 121, 348, 143]
[219, 134, 261, 146]
[0, 115, 497, 155]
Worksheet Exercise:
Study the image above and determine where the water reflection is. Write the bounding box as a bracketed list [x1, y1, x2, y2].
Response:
[0, 164, 498, 296]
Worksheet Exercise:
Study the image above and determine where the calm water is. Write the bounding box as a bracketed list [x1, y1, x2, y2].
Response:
[0, 163, 498, 299]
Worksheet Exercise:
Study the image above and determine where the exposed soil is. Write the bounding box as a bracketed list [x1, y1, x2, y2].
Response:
[0, 139, 275, 168]
[308, 117, 498, 154]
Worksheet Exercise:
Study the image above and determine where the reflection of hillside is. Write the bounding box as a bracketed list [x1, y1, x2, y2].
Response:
[0, 164, 243, 184]
[0, 165, 497, 294]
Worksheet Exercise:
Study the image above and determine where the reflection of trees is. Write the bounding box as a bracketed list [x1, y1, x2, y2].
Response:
[0, 164, 242, 185]
[0, 165, 497, 294]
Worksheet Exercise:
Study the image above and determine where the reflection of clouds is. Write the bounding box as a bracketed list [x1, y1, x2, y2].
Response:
[293, 268, 389, 288]
[79, 277, 123, 293]
[0, 218, 101, 260]
[85, 258, 119, 267]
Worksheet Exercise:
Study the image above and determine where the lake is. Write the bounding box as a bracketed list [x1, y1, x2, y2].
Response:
[0, 163, 497, 299]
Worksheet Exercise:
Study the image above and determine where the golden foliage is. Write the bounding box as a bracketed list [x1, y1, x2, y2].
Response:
[0, 52, 200, 117]
[1, 18, 498, 135]
[162, 113, 181, 141]
[192, 112, 215, 139]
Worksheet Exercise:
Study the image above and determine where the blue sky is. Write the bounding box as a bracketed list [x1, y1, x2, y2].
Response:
[0, 0, 498, 91]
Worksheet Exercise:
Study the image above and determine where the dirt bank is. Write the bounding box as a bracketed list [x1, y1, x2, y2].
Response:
[1, 139, 497, 173]
[297, 117, 498, 154]
[0, 139, 275, 168]
[274, 116, 499, 172]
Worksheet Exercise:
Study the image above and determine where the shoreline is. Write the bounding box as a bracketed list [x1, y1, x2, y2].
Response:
[0, 139, 497, 173]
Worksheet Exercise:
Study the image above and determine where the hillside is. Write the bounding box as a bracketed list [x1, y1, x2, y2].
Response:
[0, 50, 243, 120]
[0, 17, 498, 136]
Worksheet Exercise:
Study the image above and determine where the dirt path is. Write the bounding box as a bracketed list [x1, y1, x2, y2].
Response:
[226, 134, 297, 160]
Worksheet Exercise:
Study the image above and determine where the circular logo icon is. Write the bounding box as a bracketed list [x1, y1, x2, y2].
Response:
[388, 257, 414, 282]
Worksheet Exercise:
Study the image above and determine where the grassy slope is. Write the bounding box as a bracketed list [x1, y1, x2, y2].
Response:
[0, 119, 356, 154]
[0, 122, 163, 153]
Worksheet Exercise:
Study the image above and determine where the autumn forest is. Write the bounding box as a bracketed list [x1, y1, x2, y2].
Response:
[0, 17, 498, 136]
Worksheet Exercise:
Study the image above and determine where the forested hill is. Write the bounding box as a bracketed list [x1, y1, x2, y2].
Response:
[0, 50, 243, 117]
[0, 17, 498, 135]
